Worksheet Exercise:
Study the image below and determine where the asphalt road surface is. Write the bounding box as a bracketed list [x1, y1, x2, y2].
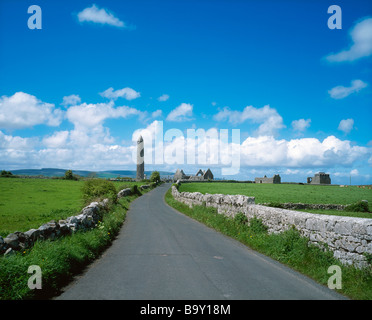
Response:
[56, 183, 347, 300]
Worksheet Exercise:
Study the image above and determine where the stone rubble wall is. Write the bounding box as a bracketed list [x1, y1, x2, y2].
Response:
[0, 184, 152, 257]
[172, 184, 372, 268]
[0, 199, 110, 256]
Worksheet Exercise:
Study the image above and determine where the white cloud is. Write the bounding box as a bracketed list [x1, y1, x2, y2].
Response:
[0, 92, 63, 130]
[100, 87, 140, 101]
[0, 131, 40, 168]
[338, 118, 354, 134]
[151, 110, 162, 118]
[61, 94, 81, 106]
[328, 80, 368, 99]
[0, 130, 38, 150]
[166, 103, 193, 122]
[284, 169, 300, 175]
[325, 17, 372, 62]
[240, 135, 369, 168]
[77, 4, 125, 28]
[129, 122, 370, 170]
[350, 169, 359, 176]
[214, 105, 285, 136]
[157, 94, 169, 102]
[0, 99, 144, 170]
[42, 131, 69, 148]
[291, 119, 311, 132]
[66, 101, 141, 129]
[1, 120, 371, 175]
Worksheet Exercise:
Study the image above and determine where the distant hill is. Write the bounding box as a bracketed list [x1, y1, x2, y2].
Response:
[9, 168, 174, 179]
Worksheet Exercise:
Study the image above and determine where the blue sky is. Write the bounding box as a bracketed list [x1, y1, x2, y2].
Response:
[0, 0, 371, 184]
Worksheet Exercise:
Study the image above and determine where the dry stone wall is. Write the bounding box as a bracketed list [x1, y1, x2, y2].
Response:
[0, 199, 110, 256]
[0, 185, 153, 257]
[172, 184, 372, 268]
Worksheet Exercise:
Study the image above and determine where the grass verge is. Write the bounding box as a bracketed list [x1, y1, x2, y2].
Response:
[165, 189, 372, 300]
[0, 195, 135, 300]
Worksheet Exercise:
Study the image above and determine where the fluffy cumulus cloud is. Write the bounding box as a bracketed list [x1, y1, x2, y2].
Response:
[325, 17, 372, 62]
[328, 80, 368, 99]
[66, 101, 141, 129]
[100, 87, 140, 101]
[0, 92, 63, 130]
[214, 105, 285, 136]
[61, 94, 81, 106]
[166, 103, 193, 122]
[128, 121, 371, 173]
[157, 94, 169, 102]
[42, 131, 70, 148]
[0, 130, 38, 150]
[291, 118, 311, 132]
[77, 4, 125, 28]
[1, 88, 370, 179]
[240, 135, 369, 168]
[0, 131, 40, 168]
[338, 118, 354, 134]
[0, 97, 151, 170]
[1, 116, 371, 176]
[151, 110, 162, 118]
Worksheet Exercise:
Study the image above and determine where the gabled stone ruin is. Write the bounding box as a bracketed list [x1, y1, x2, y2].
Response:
[173, 168, 214, 181]
[254, 174, 281, 184]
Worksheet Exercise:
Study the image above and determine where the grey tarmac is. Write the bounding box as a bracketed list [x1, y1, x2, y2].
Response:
[56, 183, 347, 300]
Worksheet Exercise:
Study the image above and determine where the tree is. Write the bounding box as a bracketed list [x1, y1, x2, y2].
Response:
[150, 171, 161, 184]
[1, 170, 13, 177]
[64, 170, 77, 180]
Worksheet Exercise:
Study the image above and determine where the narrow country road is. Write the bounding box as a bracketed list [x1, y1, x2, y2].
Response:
[56, 183, 346, 300]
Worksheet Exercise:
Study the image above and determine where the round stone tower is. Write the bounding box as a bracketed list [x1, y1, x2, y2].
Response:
[136, 135, 144, 181]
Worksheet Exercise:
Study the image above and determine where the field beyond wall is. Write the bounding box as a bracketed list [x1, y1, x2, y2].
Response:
[178, 182, 372, 218]
[0, 178, 141, 237]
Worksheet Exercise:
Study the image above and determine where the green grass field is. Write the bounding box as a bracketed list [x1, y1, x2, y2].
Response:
[178, 182, 372, 218]
[0, 178, 142, 237]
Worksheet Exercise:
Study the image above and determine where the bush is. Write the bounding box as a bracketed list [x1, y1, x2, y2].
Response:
[81, 179, 118, 204]
[345, 201, 369, 212]
[64, 170, 78, 181]
[150, 171, 161, 184]
[1, 170, 13, 177]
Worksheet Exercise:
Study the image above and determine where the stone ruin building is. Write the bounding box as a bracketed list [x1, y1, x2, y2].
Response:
[173, 168, 214, 182]
[307, 172, 331, 185]
[254, 174, 281, 184]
